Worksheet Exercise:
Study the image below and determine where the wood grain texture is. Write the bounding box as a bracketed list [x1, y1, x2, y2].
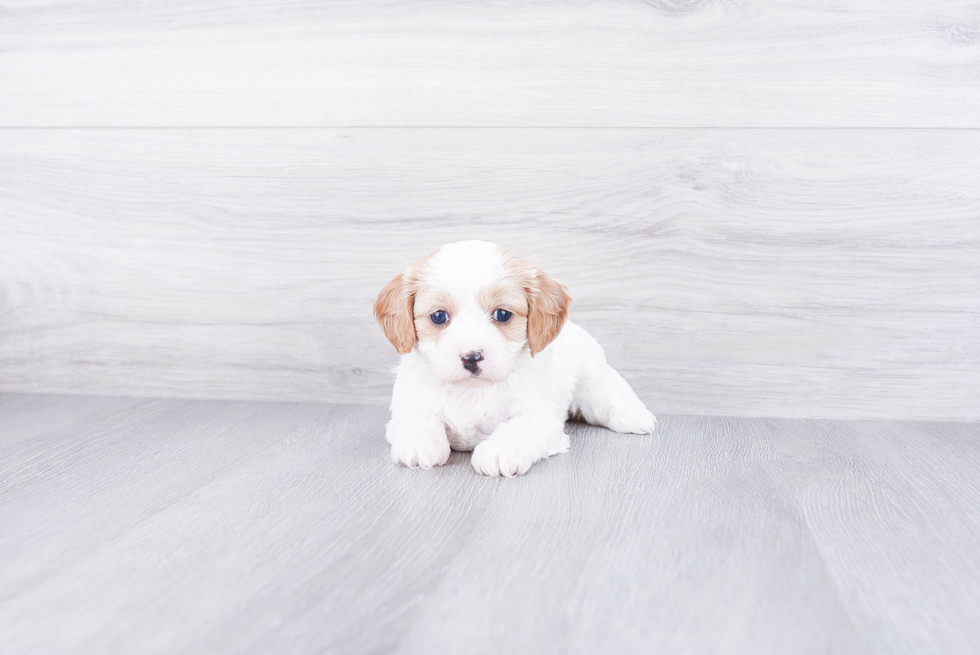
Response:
[0, 396, 499, 654]
[771, 419, 980, 654]
[2, 128, 978, 419]
[394, 415, 866, 655]
[2, 395, 979, 654]
[1, 0, 979, 127]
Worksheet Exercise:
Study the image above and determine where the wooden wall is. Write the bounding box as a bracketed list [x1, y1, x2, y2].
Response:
[2, 1, 978, 419]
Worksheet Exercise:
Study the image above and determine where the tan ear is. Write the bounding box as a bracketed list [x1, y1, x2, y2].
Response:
[373, 272, 417, 354]
[527, 270, 571, 356]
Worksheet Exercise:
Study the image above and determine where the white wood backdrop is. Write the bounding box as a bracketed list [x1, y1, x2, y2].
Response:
[3, 0, 980, 127]
[2, 129, 978, 419]
[1, 0, 979, 419]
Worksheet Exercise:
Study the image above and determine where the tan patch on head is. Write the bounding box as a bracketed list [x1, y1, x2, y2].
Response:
[527, 272, 571, 355]
[413, 288, 457, 342]
[373, 251, 436, 354]
[479, 282, 529, 345]
[376, 244, 571, 357]
[373, 273, 416, 354]
[502, 250, 572, 356]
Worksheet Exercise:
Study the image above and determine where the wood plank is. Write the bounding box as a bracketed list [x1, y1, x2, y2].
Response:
[0, 393, 147, 459]
[770, 418, 980, 654]
[0, 396, 319, 602]
[1, 1, 979, 127]
[3, 396, 979, 652]
[0, 396, 878, 654]
[392, 415, 868, 655]
[0, 396, 496, 654]
[1, 128, 978, 419]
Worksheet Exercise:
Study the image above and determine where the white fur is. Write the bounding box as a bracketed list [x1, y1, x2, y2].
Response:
[383, 240, 656, 477]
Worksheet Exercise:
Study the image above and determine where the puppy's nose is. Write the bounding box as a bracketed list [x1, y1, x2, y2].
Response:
[461, 351, 484, 373]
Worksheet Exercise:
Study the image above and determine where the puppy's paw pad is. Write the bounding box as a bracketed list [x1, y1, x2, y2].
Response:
[390, 436, 451, 469]
[606, 405, 657, 435]
[471, 441, 535, 477]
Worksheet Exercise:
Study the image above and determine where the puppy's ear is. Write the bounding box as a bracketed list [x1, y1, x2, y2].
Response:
[374, 272, 417, 355]
[527, 270, 571, 357]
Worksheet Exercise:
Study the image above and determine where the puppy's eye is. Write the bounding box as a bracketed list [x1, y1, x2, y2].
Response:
[430, 310, 449, 325]
[493, 309, 512, 323]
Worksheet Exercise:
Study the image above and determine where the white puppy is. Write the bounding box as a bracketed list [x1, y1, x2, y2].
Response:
[374, 240, 655, 477]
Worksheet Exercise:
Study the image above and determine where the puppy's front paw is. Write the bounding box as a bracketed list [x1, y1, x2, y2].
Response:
[389, 434, 451, 469]
[471, 440, 537, 477]
[606, 404, 657, 435]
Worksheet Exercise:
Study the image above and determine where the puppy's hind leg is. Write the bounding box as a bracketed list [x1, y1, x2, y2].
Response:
[572, 360, 657, 435]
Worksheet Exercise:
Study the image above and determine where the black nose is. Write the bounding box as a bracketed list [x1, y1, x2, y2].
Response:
[461, 351, 484, 372]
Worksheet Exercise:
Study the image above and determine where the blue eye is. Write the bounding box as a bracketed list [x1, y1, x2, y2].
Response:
[430, 310, 449, 325]
[493, 309, 512, 323]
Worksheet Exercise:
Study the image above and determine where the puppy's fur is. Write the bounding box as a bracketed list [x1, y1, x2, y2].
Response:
[374, 240, 655, 477]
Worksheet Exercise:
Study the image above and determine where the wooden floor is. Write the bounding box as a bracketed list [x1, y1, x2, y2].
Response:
[1, 394, 978, 654]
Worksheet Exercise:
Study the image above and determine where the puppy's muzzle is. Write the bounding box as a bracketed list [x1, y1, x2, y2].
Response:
[461, 351, 484, 374]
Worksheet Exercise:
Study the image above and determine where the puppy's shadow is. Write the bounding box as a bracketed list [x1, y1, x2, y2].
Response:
[445, 450, 473, 469]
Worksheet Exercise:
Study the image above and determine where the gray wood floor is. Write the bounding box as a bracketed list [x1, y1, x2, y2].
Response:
[2, 394, 978, 654]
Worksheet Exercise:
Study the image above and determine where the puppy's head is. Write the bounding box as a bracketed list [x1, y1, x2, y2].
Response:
[373, 240, 571, 384]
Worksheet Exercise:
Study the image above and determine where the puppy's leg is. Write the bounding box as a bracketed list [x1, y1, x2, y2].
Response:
[471, 413, 569, 477]
[386, 359, 451, 469]
[573, 360, 657, 435]
[386, 412, 452, 469]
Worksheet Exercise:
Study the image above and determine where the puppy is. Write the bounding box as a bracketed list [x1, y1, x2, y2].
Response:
[373, 240, 656, 477]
